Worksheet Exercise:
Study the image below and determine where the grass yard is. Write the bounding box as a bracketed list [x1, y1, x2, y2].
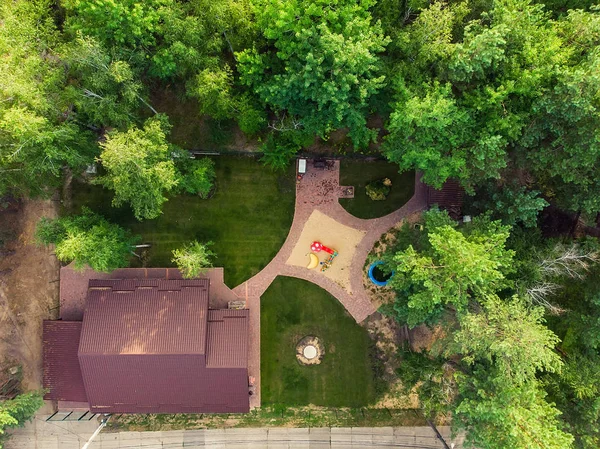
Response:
[68, 156, 295, 287]
[339, 160, 415, 219]
[261, 276, 379, 407]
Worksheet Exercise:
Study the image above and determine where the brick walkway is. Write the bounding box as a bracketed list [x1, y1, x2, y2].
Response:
[234, 160, 428, 409]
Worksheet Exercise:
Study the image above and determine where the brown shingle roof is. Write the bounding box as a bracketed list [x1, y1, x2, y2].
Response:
[59, 265, 184, 320]
[43, 321, 87, 403]
[206, 310, 249, 368]
[76, 279, 249, 414]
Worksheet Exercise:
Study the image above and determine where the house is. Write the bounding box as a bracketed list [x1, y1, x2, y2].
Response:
[43, 268, 250, 414]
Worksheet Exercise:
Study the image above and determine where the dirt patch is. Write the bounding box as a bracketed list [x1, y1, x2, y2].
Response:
[410, 324, 446, 353]
[363, 212, 423, 309]
[362, 313, 418, 409]
[0, 198, 60, 391]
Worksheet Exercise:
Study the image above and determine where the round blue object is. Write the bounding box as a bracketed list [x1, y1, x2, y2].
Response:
[368, 261, 394, 286]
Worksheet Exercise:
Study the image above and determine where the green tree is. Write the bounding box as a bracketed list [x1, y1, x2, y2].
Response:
[62, 36, 151, 129]
[448, 296, 562, 384]
[519, 50, 600, 213]
[468, 182, 549, 228]
[238, 0, 390, 148]
[398, 295, 571, 449]
[544, 350, 600, 449]
[385, 211, 514, 325]
[189, 66, 266, 135]
[175, 157, 216, 198]
[259, 133, 302, 171]
[63, 0, 170, 49]
[172, 241, 215, 279]
[383, 0, 600, 213]
[455, 369, 573, 449]
[0, 391, 43, 439]
[97, 117, 179, 220]
[0, 0, 94, 196]
[36, 209, 139, 272]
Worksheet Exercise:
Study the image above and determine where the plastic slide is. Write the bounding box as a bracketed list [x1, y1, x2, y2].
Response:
[307, 253, 319, 269]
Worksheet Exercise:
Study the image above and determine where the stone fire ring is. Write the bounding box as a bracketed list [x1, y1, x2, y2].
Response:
[296, 336, 324, 365]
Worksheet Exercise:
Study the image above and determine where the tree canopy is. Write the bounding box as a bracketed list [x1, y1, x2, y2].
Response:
[381, 210, 587, 448]
[0, 391, 43, 439]
[172, 241, 216, 279]
[382, 0, 600, 213]
[0, 0, 94, 196]
[238, 0, 389, 148]
[383, 210, 515, 325]
[96, 117, 179, 220]
[36, 208, 139, 272]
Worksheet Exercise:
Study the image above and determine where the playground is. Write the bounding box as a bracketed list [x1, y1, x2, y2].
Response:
[285, 210, 366, 292]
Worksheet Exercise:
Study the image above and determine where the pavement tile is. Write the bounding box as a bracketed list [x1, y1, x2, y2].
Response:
[182, 429, 205, 447]
[33, 437, 59, 449]
[158, 430, 184, 446]
[96, 438, 120, 449]
[267, 443, 290, 449]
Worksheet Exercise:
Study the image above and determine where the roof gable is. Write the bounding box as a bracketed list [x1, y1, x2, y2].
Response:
[78, 279, 209, 356]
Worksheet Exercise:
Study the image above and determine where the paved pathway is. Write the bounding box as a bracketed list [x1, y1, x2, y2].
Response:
[7, 418, 463, 449]
[233, 161, 428, 409]
[234, 161, 427, 322]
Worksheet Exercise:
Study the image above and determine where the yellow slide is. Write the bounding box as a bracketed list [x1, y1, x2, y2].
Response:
[306, 253, 319, 269]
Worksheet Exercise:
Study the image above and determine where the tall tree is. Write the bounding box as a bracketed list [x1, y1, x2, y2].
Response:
[383, 210, 514, 325]
[96, 116, 179, 220]
[238, 0, 390, 148]
[63, 0, 170, 49]
[383, 0, 600, 213]
[62, 36, 150, 129]
[0, 0, 94, 196]
[454, 368, 572, 449]
[36, 208, 139, 272]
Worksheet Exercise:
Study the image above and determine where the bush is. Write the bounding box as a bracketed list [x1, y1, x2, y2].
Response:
[366, 178, 392, 201]
[177, 158, 216, 198]
[172, 240, 215, 279]
[260, 134, 301, 171]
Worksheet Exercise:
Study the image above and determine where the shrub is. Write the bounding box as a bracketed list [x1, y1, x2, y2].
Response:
[172, 240, 216, 279]
[260, 134, 301, 171]
[177, 158, 216, 198]
[36, 208, 139, 272]
[366, 178, 392, 201]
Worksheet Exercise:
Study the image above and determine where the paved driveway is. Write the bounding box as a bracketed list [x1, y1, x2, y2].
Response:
[7, 418, 463, 449]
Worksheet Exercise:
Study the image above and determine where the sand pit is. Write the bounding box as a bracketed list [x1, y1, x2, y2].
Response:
[286, 210, 365, 292]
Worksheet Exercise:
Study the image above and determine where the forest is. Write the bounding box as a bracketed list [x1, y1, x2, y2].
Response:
[1, 0, 599, 448]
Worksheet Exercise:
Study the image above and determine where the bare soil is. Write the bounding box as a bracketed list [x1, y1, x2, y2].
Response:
[0, 198, 60, 391]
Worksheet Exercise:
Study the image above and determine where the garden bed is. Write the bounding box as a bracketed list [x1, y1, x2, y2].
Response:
[339, 160, 414, 219]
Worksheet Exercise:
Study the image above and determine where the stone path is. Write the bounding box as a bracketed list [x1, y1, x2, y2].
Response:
[233, 160, 428, 409]
[234, 160, 427, 321]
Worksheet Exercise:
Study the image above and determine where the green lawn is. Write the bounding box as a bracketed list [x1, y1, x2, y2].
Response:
[68, 156, 295, 287]
[261, 276, 379, 407]
[339, 160, 415, 219]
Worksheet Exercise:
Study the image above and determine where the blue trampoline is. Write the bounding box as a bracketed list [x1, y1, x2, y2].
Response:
[368, 261, 394, 286]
